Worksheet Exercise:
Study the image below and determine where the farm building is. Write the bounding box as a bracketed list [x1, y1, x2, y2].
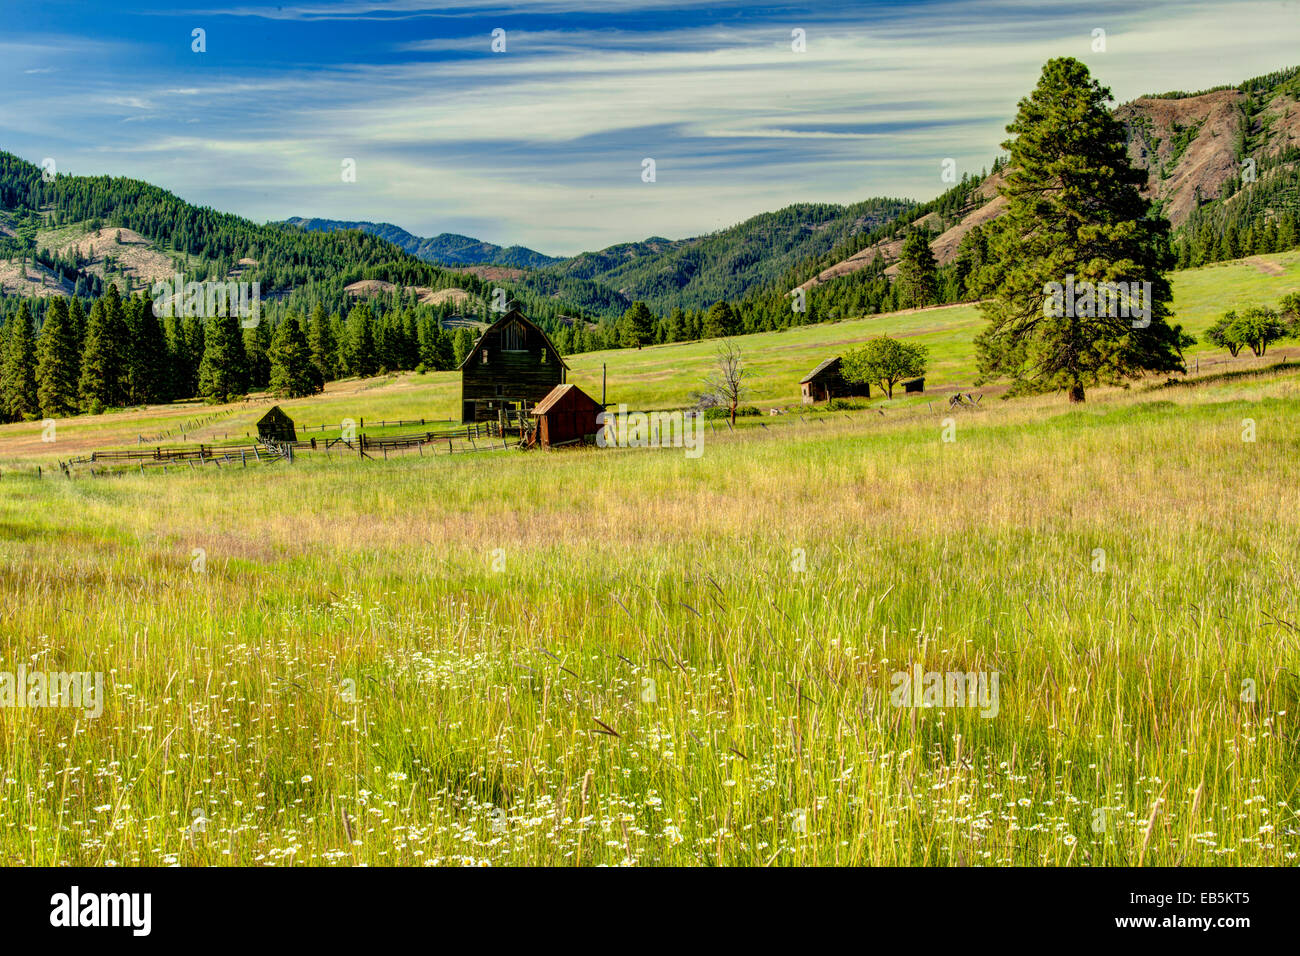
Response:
[256, 406, 297, 442]
[800, 357, 870, 404]
[460, 308, 567, 424]
[529, 384, 602, 449]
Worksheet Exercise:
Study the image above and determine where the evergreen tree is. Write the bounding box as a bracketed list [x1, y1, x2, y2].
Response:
[703, 300, 740, 339]
[307, 303, 337, 382]
[35, 297, 80, 417]
[177, 312, 204, 398]
[400, 309, 420, 368]
[667, 307, 687, 342]
[896, 229, 939, 309]
[78, 292, 127, 412]
[343, 303, 377, 376]
[129, 293, 168, 404]
[1, 308, 39, 421]
[452, 327, 474, 366]
[198, 311, 248, 402]
[619, 301, 655, 347]
[953, 224, 991, 299]
[433, 328, 455, 370]
[243, 316, 272, 390]
[68, 297, 87, 360]
[268, 312, 321, 397]
[975, 58, 1186, 402]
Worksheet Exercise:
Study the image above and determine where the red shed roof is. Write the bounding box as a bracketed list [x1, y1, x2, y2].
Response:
[531, 383, 601, 416]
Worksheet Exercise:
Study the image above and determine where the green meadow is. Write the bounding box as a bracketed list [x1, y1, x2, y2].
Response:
[5, 250, 1298, 466]
[0, 252, 1298, 865]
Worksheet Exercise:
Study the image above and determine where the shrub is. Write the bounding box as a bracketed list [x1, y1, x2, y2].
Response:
[704, 404, 759, 420]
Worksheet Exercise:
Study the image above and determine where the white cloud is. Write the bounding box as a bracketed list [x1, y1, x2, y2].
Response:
[2, 1, 1298, 252]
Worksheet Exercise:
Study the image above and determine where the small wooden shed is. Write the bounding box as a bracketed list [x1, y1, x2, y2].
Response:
[256, 405, 297, 442]
[800, 357, 869, 403]
[530, 384, 601, 449]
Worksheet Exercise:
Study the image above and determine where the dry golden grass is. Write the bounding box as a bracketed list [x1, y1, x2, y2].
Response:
[0, 369, 1297, 865]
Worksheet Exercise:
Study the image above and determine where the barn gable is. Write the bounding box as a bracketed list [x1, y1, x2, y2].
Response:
[459, 308, 568, 423]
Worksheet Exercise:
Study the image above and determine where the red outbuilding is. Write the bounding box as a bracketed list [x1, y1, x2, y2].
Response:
[529, 384, 602, 449]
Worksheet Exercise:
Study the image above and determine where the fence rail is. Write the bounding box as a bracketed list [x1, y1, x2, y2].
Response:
[296, 417, 454, 433]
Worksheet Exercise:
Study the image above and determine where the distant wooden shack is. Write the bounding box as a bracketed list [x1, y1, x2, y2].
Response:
[460, 308, 567, 423]
[800, 357, 869, 404]
[256, 405, 297, 442]
[530, 384, 602, 449]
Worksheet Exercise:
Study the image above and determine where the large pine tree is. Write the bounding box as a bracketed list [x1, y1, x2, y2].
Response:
[703, 300, 740, 338]
[975, 58, 1187, 402]
[343, 303, 377, 377]
[1, 307, 39, 421]
[268, 313, 322, 398]
[243, 316, 272, 390]
[896, 229, 939, 309]
[307, 303, 336, 381]
[35, 297, 80, 417]
[129, 293, 169, 404]
[198, 311, 248, 402]
[78, 287, 130, 412]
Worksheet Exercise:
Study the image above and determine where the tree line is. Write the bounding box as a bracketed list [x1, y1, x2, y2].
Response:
[0, 288, 483, 421]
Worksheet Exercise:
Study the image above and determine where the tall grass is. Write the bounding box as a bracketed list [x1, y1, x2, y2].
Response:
[0, 372, 1296, 865]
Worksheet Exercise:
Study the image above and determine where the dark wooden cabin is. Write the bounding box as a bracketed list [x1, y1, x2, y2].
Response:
[800, 357, 869, 404]
[460, 308, 567, 423]
[256, 405, 297, 442]
[529, 384, 602, 449]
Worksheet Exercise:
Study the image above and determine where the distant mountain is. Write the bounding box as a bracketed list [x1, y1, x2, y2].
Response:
[285, 202, 917, 316]
[528, 198, 915, 314]
[280, 217, 562, 269]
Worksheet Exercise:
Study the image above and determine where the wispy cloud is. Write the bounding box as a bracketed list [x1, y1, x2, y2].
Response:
[0, 0, 1297, 253]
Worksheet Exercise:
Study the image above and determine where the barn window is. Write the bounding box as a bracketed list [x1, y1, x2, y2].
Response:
[480, 350, 488, 364]
[501, 321, 526, 351]
[540, 350, 547, 364]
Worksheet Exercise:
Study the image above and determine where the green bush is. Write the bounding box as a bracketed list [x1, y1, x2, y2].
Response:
[703, 404, 761, 420]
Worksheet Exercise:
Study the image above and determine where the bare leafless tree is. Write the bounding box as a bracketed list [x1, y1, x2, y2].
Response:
[704, 339, 747, 427]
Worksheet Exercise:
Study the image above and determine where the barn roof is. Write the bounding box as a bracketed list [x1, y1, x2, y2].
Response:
[457, 307, 569, 371]
[800, 356, 842, 384]
[257, 405, 293, 425]
[531, 383, 600, 416]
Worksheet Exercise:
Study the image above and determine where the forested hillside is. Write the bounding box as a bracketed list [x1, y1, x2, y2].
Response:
[281, 217, 561, 269]
[0, 152, 580, 328]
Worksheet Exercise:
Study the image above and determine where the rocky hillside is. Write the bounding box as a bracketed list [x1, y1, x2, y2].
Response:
[796, 65, 1300, 292]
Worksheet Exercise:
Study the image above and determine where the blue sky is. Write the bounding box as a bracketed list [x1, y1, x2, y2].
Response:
[1, 0, 1298, 255]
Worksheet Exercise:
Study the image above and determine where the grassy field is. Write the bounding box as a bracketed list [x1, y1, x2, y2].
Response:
[1, 251, 1298, 866]
[0, 360, 1297, 865]
[2, 249, 1298, 465]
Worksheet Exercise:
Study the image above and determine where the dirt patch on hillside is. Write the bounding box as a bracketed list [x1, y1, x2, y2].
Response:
[0, 258, 75, 298]
[53, 226, 179, 286]
[344, 279, 475, 308]
[454, 265, 527, 282]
